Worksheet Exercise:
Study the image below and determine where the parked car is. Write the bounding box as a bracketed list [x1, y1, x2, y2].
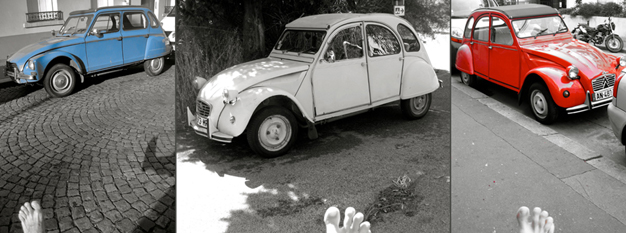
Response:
[608, 73, 626, 153]
[455, 4, 626, 124]
[187, 13, 442, 157]
[4, 6, 172, 97]
[451, 0, 498, 70]
[161, 7, 175, 50]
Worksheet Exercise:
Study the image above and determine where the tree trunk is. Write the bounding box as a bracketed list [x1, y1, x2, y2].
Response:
[243, 0, 265, 60]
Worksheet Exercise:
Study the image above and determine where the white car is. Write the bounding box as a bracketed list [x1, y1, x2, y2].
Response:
[161, 8, 175, 50]
[188, 13, 442, 157]
[608, 73, 626, 152]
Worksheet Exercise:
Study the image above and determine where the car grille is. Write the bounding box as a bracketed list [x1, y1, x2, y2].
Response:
[196, 100, 211, 118]
[5, 61, 17, 78]
[592, 74, 615, 91]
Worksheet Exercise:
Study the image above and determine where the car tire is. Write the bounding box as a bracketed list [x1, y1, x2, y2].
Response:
[401, 93, 432, 120]
[144, 57, 165, 76]
[43, 64, 77, 98]
[528, 83, 559, 124]
[247, 107, 299, 158]
[605, 34, 623, 53]
[460, 71, 476, 86]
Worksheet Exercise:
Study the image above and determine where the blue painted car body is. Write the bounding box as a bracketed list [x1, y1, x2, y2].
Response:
[5, 6, 171, 97]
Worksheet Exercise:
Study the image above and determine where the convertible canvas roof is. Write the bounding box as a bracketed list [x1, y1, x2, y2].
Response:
[285, 13, 403, 29]
[70, 5, 149, 15]
[475, 4, 559, 19]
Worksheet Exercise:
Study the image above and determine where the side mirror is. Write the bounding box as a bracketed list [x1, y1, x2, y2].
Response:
[324, 50, 335, 63]
[90, 28, 103, 38]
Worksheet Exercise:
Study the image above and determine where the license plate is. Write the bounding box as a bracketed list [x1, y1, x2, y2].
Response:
[197, 117, 208, 127]
[594, 87, 613, 101]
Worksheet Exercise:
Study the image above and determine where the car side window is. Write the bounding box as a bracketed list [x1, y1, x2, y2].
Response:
[366, 24, 400, 57]
[397, 24, 420, 52]
[464, 17, 474, 39]
[473, 15, 490, 42]
[122, 12, 147, 31]
[491, 16, 513, 46]
[148, 11, 159, 28]
[92, 13, 120, 34]
[325, 26, 363, 62]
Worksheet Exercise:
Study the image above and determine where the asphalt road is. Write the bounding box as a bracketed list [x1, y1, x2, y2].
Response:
[450, 71, 626, 168]
[177, 71, 451, 233]
[0, 61, 176, 232]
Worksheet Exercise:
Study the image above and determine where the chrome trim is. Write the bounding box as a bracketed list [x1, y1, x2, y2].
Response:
[566, 90, 613, 114]
[196, 100, 212, 118]
[591, 73, 615, 92]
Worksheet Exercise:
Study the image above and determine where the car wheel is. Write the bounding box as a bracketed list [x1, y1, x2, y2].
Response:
[144, 57, 165, 76]
[43, 64, 77, 98]
[605, 34, 623, 53]
[460, 72, 475, 86]
[528, 83, 559, 124]
[247, 107, 299, 158]
[401, 93, 432, 120]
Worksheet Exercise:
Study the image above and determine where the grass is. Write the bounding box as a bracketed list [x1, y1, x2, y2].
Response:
[363, 174, 424, 223]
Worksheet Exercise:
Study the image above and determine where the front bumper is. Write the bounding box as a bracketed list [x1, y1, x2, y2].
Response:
[187, 107, 233, 143]
[608, 99, 626, 144]
[565, 90, 613, 114]
[5, 61, 37, 84]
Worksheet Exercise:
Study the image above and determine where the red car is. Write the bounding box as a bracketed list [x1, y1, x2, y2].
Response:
[455, 4, 626, 124]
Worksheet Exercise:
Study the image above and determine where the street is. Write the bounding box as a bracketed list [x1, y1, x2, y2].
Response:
[176, 71, 451, 233]
[451, 59, 626, 231]
[0, 62, 175, 232]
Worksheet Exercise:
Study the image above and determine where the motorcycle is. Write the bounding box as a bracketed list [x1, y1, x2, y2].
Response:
[572, 17, 624, 53]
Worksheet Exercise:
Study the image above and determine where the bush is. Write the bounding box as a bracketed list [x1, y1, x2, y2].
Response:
[570, 2, 623, 18]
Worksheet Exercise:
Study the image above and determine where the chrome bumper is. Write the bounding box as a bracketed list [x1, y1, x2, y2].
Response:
[566, 90, 613, 114]
[186, 107, 233, 143]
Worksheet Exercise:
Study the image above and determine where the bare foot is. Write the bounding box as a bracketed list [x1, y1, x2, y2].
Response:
[324, 206, 371, 233]
[517, 206, 555, 233]
[18, 201, 45, 233]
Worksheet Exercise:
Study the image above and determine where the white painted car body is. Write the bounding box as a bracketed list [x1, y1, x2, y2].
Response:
[188, 13, 441, 155]
[608, 72, 626, 145]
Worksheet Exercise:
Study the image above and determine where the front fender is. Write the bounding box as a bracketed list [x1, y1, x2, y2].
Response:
[524, 67, 585, 108]
[27, 51, 86, 83]
[455, 43, 474, 75]
[216, 87, 312, 137]
[400, 56, 440, 99]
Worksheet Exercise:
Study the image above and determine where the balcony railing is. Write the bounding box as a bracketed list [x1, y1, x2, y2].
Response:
[26, 11, 63, 23]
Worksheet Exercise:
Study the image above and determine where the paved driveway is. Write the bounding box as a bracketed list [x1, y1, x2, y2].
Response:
[0, 62, 175, 232]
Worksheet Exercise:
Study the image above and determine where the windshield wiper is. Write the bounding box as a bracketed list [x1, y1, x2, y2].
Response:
[534, 28, 549, 39]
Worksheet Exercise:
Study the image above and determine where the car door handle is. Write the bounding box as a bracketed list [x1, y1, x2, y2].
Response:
[361, 62, 366, 67]
[470, 41, 474, 45]
[488, 46, 492, 49]
[116, 37, 122, 41]
[144, 34, 149, 38]
[399, 57, 404, 61]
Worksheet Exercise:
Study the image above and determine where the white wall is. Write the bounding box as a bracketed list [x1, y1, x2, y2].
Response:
[562, 14, 626, 39]
[0, 0, 91, 38]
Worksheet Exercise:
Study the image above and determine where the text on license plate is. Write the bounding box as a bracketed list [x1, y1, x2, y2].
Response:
[594, 88, 613, 101]
[197, 117, 208, 127]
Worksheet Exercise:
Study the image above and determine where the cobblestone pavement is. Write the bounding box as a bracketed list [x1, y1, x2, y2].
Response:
[0, 61, 176, 233]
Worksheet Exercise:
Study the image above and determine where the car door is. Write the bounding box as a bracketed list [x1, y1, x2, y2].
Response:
[365, 23, 403, 103]
[489, 15, 520, 89]
[471, 14, 491, 78]
[120, 11, 149, 64]
[85, 13, 124, 72]
[312, 23, 370, 116]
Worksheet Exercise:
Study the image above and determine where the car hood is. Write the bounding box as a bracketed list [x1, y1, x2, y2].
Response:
[8, 36, 84, 65]
[521, 39, 618, 78]
[198, 57, 309, 100]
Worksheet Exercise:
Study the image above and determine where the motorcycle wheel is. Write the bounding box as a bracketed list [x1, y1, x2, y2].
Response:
[606, 34, 624, 53]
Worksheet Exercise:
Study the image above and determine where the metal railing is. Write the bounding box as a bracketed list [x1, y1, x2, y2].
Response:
[26, 11, 63, 23]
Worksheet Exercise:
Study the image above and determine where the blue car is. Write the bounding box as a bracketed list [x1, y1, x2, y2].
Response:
[4, 6, 172, 97]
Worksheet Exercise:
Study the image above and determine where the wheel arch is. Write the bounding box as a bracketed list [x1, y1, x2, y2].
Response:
[400, 57, 440, 99]
[36, 53, 86, 83]
[455, 44, 474, 75]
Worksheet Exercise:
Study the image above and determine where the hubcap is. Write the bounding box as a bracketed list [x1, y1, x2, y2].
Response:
[461, 73, 469, 83]
[258, 115, 291, 152]
[609, 38, 619, 49]
[531, 90, 547, 117]
[52, 70, 71, 93]
[150, 58, 163, 72]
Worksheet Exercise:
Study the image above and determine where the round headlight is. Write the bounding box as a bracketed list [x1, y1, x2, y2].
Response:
[28, 60, 35, 70]
[567, 65, 579, 79]
[620, 56, 626, 67]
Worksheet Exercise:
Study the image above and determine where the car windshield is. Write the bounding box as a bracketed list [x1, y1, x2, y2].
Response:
[451, 0, 497, 17]
[274, 30, 326, 54]
[512, 15, 568, 38]
[59, 15, 93, 35]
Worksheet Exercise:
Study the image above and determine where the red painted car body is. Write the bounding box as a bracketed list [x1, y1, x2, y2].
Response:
[455, 4, 626, 124]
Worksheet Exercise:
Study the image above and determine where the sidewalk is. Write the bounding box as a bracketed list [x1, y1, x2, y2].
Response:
[452, 81, 626, 232]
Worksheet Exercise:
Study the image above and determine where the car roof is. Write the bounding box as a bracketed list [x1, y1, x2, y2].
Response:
[472, 4, 558, 19]
[285, 13, 404, 29]
[70, 5, 150, 16]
